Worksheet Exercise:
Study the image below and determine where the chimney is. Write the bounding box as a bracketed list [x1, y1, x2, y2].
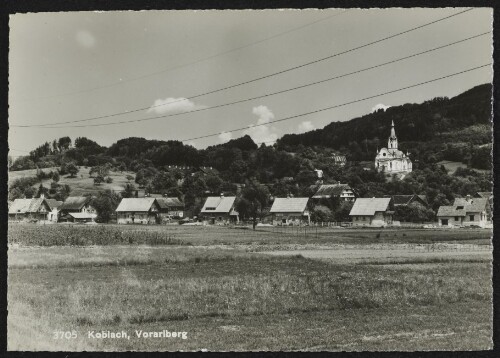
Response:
[337, 181, 341, 185]
[220, 193, 224, 198]
[466, 194, 471, 202]
[287, 194, 290, 199]
[40, 193, 45, 199]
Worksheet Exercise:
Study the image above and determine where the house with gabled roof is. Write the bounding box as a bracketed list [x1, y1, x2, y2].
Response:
[270, 197, 310, 226]
[383, 194, 428, 208]
[311, 183, 357, 202]
[116, 198, 161, 224]
[200, 194, 239, 225]
[59, 196, 96, 222]
[149, 194, 185, 219]
[437, 195, 491, 227]
[349, 197, 394, 227]
[8, 197, 52, 221]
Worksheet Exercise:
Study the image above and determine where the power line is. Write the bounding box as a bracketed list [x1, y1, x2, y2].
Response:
[17, 10, 351, 102]
[177, 64, 491, 143]
[14, 30, 486, 129]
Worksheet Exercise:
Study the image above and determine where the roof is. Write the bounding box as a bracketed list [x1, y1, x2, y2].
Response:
[349, 198, 392, 216]
[383, 194, 427, 206]
[60, 196, 91, 211]
[155, 197, 184, 209]
[201, 196, 236, 213]
[453, 197, 489, 213]
[475, 192, 492, 199]
[312, 184, 351, 199]
[116, 198, 158, 212]
[436, 206, 466, 217]
[270, 197, 309, 213]
[45, 199, 63, 210]
[8, 198, 48, 214]
[68, 212, 97, 219]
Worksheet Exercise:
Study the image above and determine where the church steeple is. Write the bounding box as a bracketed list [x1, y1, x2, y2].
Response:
[388, 120, 398, 150]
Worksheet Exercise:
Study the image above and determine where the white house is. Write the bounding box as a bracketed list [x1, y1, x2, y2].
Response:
[116, 198, 161, 224]
[349, 198, 394, 227]
[437, 195, 491, 228]
[270, 197, 310, 226]
[200, 194, 239, 225]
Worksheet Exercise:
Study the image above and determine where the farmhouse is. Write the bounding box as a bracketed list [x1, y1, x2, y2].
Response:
[8, 197, 52, 221]
[154, 196, 185, 219]
[375, 120, 412, 175]
[200, 194, 239, 225]
[383, 194, 428, 208]
[59, 196, 96, 222]
[349, 197, 394, 227]
[116, 198, 161, 224]
[437, 195, 491, 228]
[270, 197, 310, 226]
[311, 183, 357, 202]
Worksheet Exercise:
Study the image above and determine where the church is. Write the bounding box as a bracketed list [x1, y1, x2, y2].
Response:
[375, 120, 412, 175]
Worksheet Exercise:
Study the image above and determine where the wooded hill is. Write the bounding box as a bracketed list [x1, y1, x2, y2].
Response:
[9, 83, 492, 217]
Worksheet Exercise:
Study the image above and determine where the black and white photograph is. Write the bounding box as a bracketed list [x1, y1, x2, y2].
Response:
[5, 6, 494, 352]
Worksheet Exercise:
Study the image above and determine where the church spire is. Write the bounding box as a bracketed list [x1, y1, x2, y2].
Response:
[388, 119, 398, 150]
[390, 120, 396, 139]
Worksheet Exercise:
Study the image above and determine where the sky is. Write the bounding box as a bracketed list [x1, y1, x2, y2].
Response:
[8, 8, 493, 156]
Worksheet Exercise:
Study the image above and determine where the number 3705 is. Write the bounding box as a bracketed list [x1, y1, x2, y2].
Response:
[53, 331, 77, 339]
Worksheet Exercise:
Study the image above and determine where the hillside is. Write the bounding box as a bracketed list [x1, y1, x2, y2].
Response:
[9, 167, 135, 196]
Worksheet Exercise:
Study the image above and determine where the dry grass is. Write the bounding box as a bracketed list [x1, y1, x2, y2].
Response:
[7, 244, 492, 351]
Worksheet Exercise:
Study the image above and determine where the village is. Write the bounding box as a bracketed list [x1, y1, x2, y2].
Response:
[8, 121, 493, 229]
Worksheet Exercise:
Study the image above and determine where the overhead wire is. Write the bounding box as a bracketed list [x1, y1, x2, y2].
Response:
[12, 8, 476, 128]
[17, 9, 351, 101]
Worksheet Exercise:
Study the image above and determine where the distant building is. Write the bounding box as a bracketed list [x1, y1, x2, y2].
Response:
[375, 120, 412, 175]
[200, 194, 239, 225]
[437, 195, 491, 227]
[116, 198, 161, 224]
[349, 198, 394, 227]
[383, 194, 428, 208]
[270, 197, 310, 226]
[8, 197, 52, 221]
[59, 196, 96, 222]
[311, 183, 357, 202]
[332, 155, 347, 167]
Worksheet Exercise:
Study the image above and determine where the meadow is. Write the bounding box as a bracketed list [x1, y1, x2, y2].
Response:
[7, 224, 493, 351]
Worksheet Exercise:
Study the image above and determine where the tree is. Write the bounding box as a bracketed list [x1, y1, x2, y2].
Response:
[121, 183, 136, 198]
[91, 190, 120, 223]
[66, 163, 79, 178]
[58, 136, 72, 151]
[236, 180, 270, 230]
[310, 205, 332, 223]
[93, 175, 104, 186]
[52, 171, 60, 182]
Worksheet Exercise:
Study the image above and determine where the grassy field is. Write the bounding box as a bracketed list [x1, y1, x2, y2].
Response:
[8, 166, 135, 196]
[7, 224, 493, 351]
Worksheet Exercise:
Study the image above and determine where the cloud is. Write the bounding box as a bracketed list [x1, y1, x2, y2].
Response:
[147, 97, 204, 115]
[371, 103, 391, 113]
[76, 30, 96, 48]
[297, 121, 315, 133]
[218, 131, 233, 143]
[243, 105, 279, 145]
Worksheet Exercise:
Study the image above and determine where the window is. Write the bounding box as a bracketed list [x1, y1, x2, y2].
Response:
[469, 215, 474, 221]
[205, 207, 216, 210]
[455, 216, 459, 221]
[442, 219, 448, 225]
[456, 206, 464, 210]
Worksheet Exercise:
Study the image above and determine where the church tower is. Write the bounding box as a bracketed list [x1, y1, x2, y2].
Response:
[387, 120, 398, 150]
